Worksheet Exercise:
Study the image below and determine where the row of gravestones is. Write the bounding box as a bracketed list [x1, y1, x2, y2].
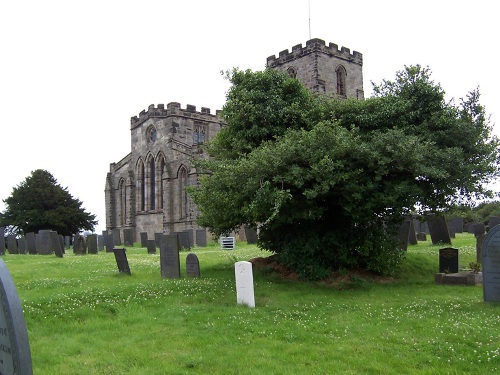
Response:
[0, 228, 70, 257]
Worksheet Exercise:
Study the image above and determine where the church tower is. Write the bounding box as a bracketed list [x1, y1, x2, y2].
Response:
[266, 38, 364, 100]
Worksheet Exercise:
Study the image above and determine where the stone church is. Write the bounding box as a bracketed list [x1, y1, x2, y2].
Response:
[104, 38, 364, 242]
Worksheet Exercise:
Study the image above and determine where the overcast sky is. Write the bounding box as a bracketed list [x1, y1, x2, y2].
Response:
[0, 0, 497, 233]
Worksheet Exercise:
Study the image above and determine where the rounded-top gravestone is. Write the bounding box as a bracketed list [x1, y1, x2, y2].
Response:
[0, 259, 33, 374]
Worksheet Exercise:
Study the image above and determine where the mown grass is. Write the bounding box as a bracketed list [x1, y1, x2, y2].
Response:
[3, 233, 500, 374]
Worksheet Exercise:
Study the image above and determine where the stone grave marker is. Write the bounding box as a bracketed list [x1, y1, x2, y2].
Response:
[160, 234, 180, 279]
[489, 216, 500, 231]
[123, 228, 133, 246]
[113, 248, 131, 275]
[104, 233, 114, 253]
[17, 236, 27, 254]
[154, 233, 162, 247]
[474, 223, 485, 237]
[177, 231, 191, 251]
[87, 234, 98, 254]
[447, 226, 456, 238]
[195, 229, 207, 247]
[26, 232, 37, 254]
[0, 259, 33, 375]
[186, 253, 200, 278]
[439, 248, 459, 273]
[467, 222, 478, 233]
[58, 235, 65, 255]
[235, 261, 255, 308]
[147, 239, 157, 254]
[50, 232, 63, 258]
[36, 230, 52, 255]
[112, 228, 121, 246]
[449, 217, 464, 233]
[244, 226, 258, 244]
[416, 232, 427, 242]
[0, 226, 5, 255]
[140, 232, 148, 248]
[97, 235, 104, 251]
[482, 225, 500, 302]
[64, 236, 71, 250]
[7, 235, 19, 254]
[427, 215, 451, 245]
[412, 219, 422, 234]
[74, 235, 86, 255]
[183, 229, 194, 248]
[476, 233, 485, 264]
[408, 220, 417, 245]
[397, 220, 411, 251]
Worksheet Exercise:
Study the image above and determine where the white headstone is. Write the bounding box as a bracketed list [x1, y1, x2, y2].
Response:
[235, 261, 255, 308]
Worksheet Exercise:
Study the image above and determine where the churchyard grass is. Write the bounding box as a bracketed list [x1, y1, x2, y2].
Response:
[3, 233, 500, 374]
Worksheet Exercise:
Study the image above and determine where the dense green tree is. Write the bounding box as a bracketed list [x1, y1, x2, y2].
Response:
[0, 169, 97, 236]
[190, 66, 500, 279]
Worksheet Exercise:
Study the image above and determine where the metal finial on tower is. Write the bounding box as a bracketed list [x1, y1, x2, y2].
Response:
[308, 0, 311, 39]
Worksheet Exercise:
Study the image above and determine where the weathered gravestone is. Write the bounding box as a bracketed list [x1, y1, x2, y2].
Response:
[25, 232, 37, 254]
[154, 233, 162, 247]
[160, 234, 180, 279]
[447, 226, 456, 239]
[467, 222, 479, 233]
[17, 237, 27, 255]
[177, 231, 191, 251]
[449, 217, 464, 233]
[482, 225, 500, 302]
[186, 253, 200, 278]
[195, 229, 207, 247]
[64, 236, 71, 250]
[439, 248, 459, 274]
[474, 223, 485, 237]
[489, 217, 500, 231]
[113, 248, 131, 275]
[244, 226, 258, 244]
[97, 235, 104, 251]
[408, 220, 417, 245]
[50, 232, 64, 258]
[146, 239, 157, 254]
[140, 232, 148, 248]
[235, 261, 255, 308]
[123, 229, 133, 247]
[87, 234, 98, 254]
[183, 229, 194, 248]
[112, 228, 121, 246]
[426, 215, 452, 245]
[74, 235, 86, 255]
[7, 235, 18, 255]
[104, 233, 114, 253]
[58, 235, 65, 255]
[0, 226, 5, 255]
[416, 232, 427, 242]
[397, 220, 411, 251]
[0, 259, 33, 375]
[36, 230, 52, 255]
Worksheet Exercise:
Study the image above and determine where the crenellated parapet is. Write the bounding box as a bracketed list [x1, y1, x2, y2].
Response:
[130, 102, 222, 129]
[266, 38, 363, 68]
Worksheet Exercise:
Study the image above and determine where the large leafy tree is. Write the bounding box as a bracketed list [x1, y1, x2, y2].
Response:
[0, 169, 97, 236]
[191, 67, 500, 279]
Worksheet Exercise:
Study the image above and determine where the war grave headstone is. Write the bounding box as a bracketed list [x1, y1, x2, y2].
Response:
[113, 248, 131, 275]
[26, 232, 37, 254]
[74, 235, 86, 255]
[177, 231, 191, 251]
[186, 253, 201, 278]
[154, 232, 162, 247]
[244, 226, 258, 244]
[160, 234, 180, 279]
[87, 234, 98, 254]
[123, 228, 134, 247]
[104, 233, 114, 253]
[50, 231, 64, 258]
[0, 259, 33, 375]
[482, 224, 500, 302]
[489, 216, 500, 231]
[474, 223, 485, 237]
[397, 220, 411, 251]
[147, 239, 157, 254]
[112, 228, 121, 246]
[7, 235, 19, 254]
[235, 261, 255, 308]
[220, 237, 236, 250]
[36, 230, 52, 255]
[426, 215, 451, 245]
[97, 235, 104, 251]
[439, 248, 459, 273]
[408, 220, 417, 245]
[195, 229, 207, 247]
[17, 236, 27, 254]
[450, 217, 464, 233]
[140, 232, 148, 248]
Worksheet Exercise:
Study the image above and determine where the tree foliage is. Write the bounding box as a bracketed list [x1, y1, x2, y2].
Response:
[0, 169, 97, 236]
[190, 66, 500, 279]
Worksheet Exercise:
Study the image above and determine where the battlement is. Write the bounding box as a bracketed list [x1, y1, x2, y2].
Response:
[266, 38, 363, 68]
[130, 102, 221, 128]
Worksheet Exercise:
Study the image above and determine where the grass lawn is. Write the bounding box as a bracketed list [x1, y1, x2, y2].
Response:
[3, 233, 500, 374]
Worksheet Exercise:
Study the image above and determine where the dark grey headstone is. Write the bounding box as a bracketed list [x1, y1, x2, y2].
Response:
[244, 227, 258, 244]
[26, 232, 37, 254]
[474, 224, 485, 237]
[0, 227, 5, 255]
[412, 219, 422, 234]
[147, 239, 157, 254]
[36, 230, 52, 255]
[482, 225, 500, 302]
[427, 215, 451, 245]
[489, 217, 500, 231]
[0, 259, 33, 375]
[476, 233, 485, 264]
[408, 220, 417, 245]
[112, 228, 121, 246]
[74, 235, 86, 255]
[160, 234, 180, 279]
[140, 232, 148, 248]
[113, 248, 131, 275]
[195, 229, 207, 247]
[177, 232, 190, 251]
[183, 229, 194, 247]
[439, 248, 459, 273]
[58, 235, 65, 255]
[186, 253, 200, 278]
[123, 229, 133, 247]
[416, 232, 427, 242]
[447, 226, 456, 239]
[50, 232, 63, 258]
[154, 233, 162, 247]
[104, 233, 114, 253]
[97, 235, 104, 251]
[449, 217, 464, 233]
[467, 222, 479, 233]
[87, 234, 98, 254]
[7, 235, 18, 254]
[17, 237, 26, 255]
[64, 236, 71, 250]
[397, 220, 411, 251]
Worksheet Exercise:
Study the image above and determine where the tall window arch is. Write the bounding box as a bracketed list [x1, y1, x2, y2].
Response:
[119, 178, 126, 226]
[157, 153, 167, 210]
[336, 65, 347, 97]
[136, 159, 145, 212]
[178, 166, 188, 219]
[150, 157, 155, 210]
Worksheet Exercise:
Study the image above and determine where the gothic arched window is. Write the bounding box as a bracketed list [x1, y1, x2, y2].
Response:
[136, 159, 145, 212]
[336, 65, 347, 97]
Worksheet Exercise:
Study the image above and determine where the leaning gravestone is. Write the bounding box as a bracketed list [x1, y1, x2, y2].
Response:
[439, 248, 459, 274]
[50, 232, 64, 258]
[7, 235, 18, 255]
[195, 229, 207, 247]
[244, 226, 258, 244]
[36, 230, 52, 255]
[235, 261, 255, 308]
[87, 234, 98, 254]
[113, 248, 131, 275]
[482, 225, 500, 302]
[25, 232, 37, 254]
[186, 253, 200, 278]
[0, 259, 33, 375]
[123, 229, 133, 247]
[427, 215, 452, 245]
[0, 226, 5, 255]
[146, 239, 157, 254]
[160, 234, 180, 279]
[140, 232, 148, 248]
[397, 220, 411, 251]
